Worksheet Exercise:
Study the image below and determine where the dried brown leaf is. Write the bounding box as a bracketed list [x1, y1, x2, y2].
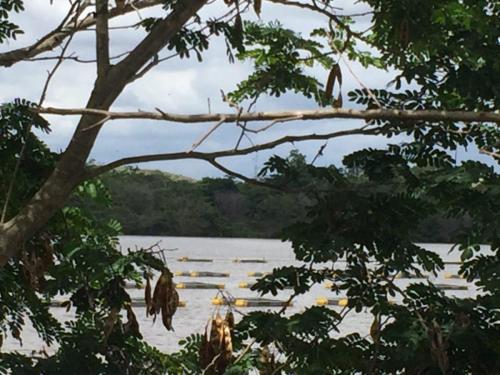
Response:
[103, 307, 119, 341]
[398, 19, 410, 46]
[370, 315, 380, 343]
[333, 92, 343, 108]
[334, 64, 342, 88]
[253, 0, 262, 16]
[151, 268, 170, 315]
[125, 304, 142, 338]
[161, 287, 179, 331]
[225, 310, 235, 330]
[324, 66, 337, 101]
[145, 275, 152, 317]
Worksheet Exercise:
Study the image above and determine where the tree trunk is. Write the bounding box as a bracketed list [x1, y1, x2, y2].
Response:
[0, 0, 207, 266]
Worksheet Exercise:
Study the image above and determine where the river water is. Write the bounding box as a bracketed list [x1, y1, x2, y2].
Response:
[3, 236, 480, 355]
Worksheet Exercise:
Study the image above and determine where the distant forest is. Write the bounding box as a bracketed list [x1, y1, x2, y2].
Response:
[79, 163, 471, 243]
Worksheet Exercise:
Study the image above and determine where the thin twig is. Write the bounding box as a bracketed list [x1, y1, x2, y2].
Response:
[189, 117, 227, 152]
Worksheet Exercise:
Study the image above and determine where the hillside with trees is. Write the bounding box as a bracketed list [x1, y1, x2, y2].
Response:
[83, 155, 472, 243]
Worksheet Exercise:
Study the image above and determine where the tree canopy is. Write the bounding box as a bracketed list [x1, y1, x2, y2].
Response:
[0, 0, 499, 374]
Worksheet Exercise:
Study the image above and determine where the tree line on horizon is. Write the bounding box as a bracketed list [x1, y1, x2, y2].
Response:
[81, 153, 472, 243]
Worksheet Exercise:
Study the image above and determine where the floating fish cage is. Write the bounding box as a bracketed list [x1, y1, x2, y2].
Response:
[238, 281, 293, 289]
[127, 281, 225, 289]
[444, 273, 464, 279]
[177, 256, 213, 263]
[211, 297, 292, 307]
[50, 299, 186, 308]
[247, 271, 271, 277]
[233, 258, 267, 263]
[436, 284, 468, 291]
[176, 282, 225, 289]
[394, 272, 428, 279]
[174, 271, 230, 277]
[315, 297, 349, 307]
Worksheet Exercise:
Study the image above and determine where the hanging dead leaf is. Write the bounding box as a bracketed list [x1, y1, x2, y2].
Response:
[103, 307, 119, 341]
[370, 314, 381, 343]
[225, 310, 234, 330]
[150, 268, 170, 316]
[60, 300, 72, 313]
[222, 324, 232, 360]
[324, 66, 337, 101]
[201, 310, 234, 374]
[253, 0, 262, 16]
[145, 275, 152, 317]
[334, 64, 342, 88]
[398, 19, 410, 46]
[199, 329, 214, 371]
[333, 92, 343, 108]
[259, 345, 277, 375]
[124, 304, 142, 338]
[234, 13, 243, 40]
[210, 313, 224, 349]
[161, 287, 179, 331]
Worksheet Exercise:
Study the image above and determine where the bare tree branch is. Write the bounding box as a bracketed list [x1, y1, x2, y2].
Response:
[207, 159, 284, 190]
[267, 0, 369, 43]
[35, 106, 500, 124]
[0, 0, 208, 266]
[86, 127, 378, 179]
[0, 0, 164, 67]
[479, 148, 500, 160]
[95, 0, 110, 78]
[189, 116, 227, 152]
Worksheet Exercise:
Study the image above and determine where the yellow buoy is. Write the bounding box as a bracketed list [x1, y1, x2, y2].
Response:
[315, 297, 348, 306]
[324, 281, 334, 289]
[211, 297, 225, 305]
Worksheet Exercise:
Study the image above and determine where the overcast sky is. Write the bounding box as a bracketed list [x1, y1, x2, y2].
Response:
[0, 1, 489, 179]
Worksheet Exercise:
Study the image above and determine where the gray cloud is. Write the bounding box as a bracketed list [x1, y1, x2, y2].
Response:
[1, 1, 489, 180]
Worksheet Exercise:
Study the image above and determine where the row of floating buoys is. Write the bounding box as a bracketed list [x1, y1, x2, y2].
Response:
[50, 299, 187, 308]
[177, 256, 267, 263]
[174, 271, 230, 277]
[177, 256, 213, 263]
[125, 281, 225, 289]
[443, 273, 475, 280]
[176, 256, 462, 265]
[436, 284, 468, 291]
[238, 281, 293, 289]
[233, 258, 267, 263]
[176, 282, 225, 289]
[211, 297, 292, 307]
[394, 272, 428, 279]
[247, 272, 270, 277]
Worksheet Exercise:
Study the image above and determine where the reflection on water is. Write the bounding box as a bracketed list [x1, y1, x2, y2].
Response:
[4, 236, 482, 354]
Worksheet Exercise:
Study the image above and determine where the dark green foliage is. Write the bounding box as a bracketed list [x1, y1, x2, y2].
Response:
[0, 0, 24, 43]
[0, 102, 198, 374]
[1, 0, 499, 373]
[80, 161, 475, 243]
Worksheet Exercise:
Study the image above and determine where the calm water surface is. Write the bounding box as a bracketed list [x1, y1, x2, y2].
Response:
[4, 236, 481, 355]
